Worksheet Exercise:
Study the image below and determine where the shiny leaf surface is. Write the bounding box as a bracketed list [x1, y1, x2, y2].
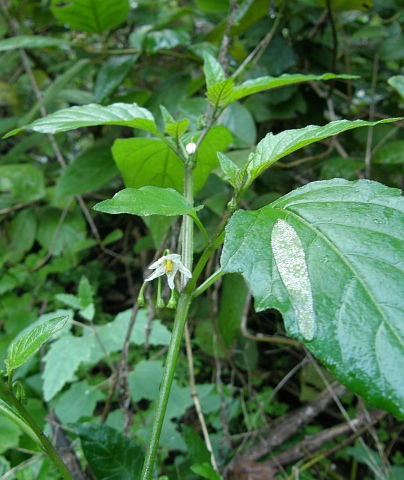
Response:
[4, 103, 160, 138]
[6, 316, 68, 373]
[221, 179, 404, 417]
[93, 186, 203, 217]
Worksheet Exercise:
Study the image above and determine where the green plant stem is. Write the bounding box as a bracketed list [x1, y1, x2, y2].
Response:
[190, 212, 210, 247]
[140, 292, 192, 480]
[182, 162, 194, 287]
[192, 268, 224, 298]
[0, 381, 74, 480]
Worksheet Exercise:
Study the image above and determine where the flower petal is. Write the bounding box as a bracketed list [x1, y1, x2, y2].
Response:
[144, 266, 165, 282]
[178, 263, 192, 278]
[166, 271, 176, 289]
[147, 257, 165, 270]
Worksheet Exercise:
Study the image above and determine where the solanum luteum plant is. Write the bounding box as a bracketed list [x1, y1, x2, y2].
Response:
[2, 52, 404, 479]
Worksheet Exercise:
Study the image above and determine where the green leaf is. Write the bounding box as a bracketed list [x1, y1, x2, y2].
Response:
[241, 118, 402, 192]
[0, 414, 22, 455]
[55, 293, 82, 310]
[0, 164, 45, 207]
[112, 125, 232, 193]
[218, 274, 250, 347]
[373, 140, 404, 165]
[5, 316, 68, 373]
[164, 118, 190, 140]
[0, 35, 68, 51]
[206, 78, 235, 107]
[221, 179, 404, 417]
[21, 59, 92, 126]
[78, 276, 94, 321]
[182, 425, 211, 465]
[190, 463, 223, 480]
[143, 29, 190, 52]
[128, 360, 164, 402]
[86, 309, 171, 365]
[388, 75, 404, 101]
[78, 276, 93, 309]
[72, 423, 144, 479]
[54, 381, 104, 424]
[94, 55, 139, 102]
[93, 186, 203, 217]
[221, 102, 257, 148]
[3, 209, 37, 265]
[229, 73, 357, 104]
[4, 103, 160, 138]
[51, 0, 129, 33]
[313, 0, 372, 10]
[217, 152, 243, 190]
[42, 333, 94, 401]
[36, 208, 86, 256]
[203, 51, 226, 88]
[196, 0, 230, 12]
[55, 140, 118, 197]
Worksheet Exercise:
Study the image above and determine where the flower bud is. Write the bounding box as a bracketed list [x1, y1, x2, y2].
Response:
[186, 142, 197, 155]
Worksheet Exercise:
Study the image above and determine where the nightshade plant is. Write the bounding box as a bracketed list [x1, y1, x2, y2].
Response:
[2, 52, 404, 479]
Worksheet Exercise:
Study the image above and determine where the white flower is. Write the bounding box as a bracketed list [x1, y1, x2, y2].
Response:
[145, 254, 192, 290]
[186, 142, 197, 155]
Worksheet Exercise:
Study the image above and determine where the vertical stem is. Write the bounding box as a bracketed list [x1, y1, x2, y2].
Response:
[181, 163, 194, 287]
[141, 157, 196, 479]
[141, 293, 192, 479]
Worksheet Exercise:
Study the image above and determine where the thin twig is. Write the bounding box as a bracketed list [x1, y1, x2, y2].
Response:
[365, 53, 379, 179]
[184, 323, 219, 471]
[233, 2, 284, 79]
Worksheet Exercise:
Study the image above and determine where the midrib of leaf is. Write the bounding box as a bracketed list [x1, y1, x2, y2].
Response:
[89, 0, 102, 33]
[275, 204, 404, 351]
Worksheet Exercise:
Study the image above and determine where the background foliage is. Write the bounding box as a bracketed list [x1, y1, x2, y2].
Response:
[1, 0, 404, 478]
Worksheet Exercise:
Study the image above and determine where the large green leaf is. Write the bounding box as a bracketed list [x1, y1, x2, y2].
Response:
[4, 103, 160, 138]
[5, 316, 68, 373]
[42, 333, 94, 401]
[221, 179, 404, 417]
[0, 164, 45, 208]
[240, 118, 402, 192]
[51, 0, 129, 33]
[93, 186, 203, 217]
[55, 140, 118, 196]
[228, 73, 356, 104]
[54, 381, 104, 424]
[94, 55, 139, 102]
[112, 126, 232, 193]
[72, 423, 144, 479]
[3, 209, 37, 265]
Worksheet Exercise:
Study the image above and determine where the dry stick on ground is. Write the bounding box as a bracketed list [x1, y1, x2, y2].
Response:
[237, 381, 348, 463]
[309, 354, 392, 478]
[264, 408, 387, 470]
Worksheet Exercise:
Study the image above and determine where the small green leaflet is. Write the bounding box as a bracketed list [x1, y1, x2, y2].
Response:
[271, 219, 316, 341]
[6, 316, 68, 373]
